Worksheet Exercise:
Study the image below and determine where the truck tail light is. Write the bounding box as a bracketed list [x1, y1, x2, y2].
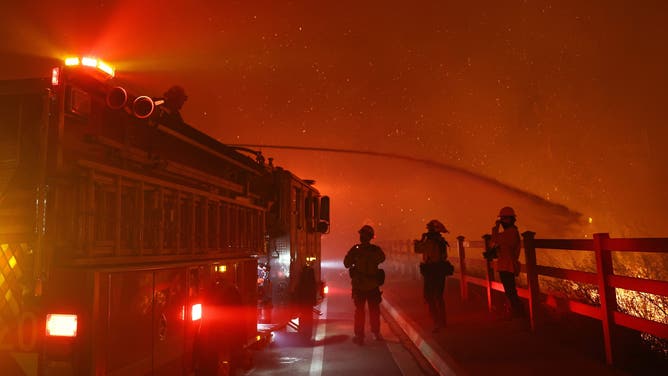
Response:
[191, 304, 202, 321]
[46, 314, 78, 337]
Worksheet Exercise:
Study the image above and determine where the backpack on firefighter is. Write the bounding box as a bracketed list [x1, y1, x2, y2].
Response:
[414, 237, 454, 277]
[347, 243, 385, 287]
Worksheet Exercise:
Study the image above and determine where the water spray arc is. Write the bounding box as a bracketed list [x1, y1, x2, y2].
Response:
[228, 143, 583, 222]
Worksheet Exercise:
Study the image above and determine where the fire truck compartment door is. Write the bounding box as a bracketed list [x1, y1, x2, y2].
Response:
[106, 270, 154, 375]
[152, 268, 187, 375]
[105, 267, 187, 376]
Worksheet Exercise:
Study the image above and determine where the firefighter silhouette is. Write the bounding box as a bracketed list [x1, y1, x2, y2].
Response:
[159, 85, 187, 125]
[343, 225, 386, 345]
[490, 206, 525, 319]
[414, 219, 449, 333]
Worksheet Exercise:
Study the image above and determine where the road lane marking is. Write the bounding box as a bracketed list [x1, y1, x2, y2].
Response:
[309, 299, 328, 376]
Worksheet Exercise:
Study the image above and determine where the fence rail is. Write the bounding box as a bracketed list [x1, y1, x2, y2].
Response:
[380, 232, 668, 366]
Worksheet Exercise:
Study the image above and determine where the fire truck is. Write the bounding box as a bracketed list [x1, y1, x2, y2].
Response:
[0, 57, 329, 375]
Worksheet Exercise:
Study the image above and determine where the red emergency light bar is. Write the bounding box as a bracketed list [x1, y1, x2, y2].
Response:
[63, 56, 115, 77]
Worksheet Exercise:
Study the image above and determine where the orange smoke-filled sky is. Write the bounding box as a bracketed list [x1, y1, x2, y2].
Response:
[1, 1, 667, 252]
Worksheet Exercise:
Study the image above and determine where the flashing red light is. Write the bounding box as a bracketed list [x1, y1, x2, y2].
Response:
[192, 304, 202, 321]
[51, 67, 60, 86]
[46, 314, 78, 337]
[323, 285, 329, 295]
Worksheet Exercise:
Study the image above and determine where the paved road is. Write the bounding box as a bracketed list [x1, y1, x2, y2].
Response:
[246, 268, 434, 376]
[246, 263, 667, 376]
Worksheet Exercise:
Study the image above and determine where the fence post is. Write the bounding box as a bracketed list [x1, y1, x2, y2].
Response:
[594, 232, 616, 366]
[409, 239, 419, 280]
[457, 236, 468, 301]
[402, 239, 412, 280]
[482, 234, 494, 313]
[522, 231, 540, 332]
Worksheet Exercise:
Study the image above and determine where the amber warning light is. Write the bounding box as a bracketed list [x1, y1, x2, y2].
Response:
[46, 314, 78, 337]
[63, 56, 115, 77]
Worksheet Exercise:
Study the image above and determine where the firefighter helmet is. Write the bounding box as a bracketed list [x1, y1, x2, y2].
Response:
[164, 85, 187, 101]
[163, 85, 188, 111]
[426, 219, 448, 233]
[498, 206, 516, 218]
[358, 225, 374, 237]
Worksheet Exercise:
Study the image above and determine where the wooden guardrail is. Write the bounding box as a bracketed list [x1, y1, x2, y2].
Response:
[380, 233, 668, 366]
